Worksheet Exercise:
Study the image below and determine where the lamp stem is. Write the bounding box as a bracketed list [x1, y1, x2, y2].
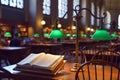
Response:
[70, 16, 81, 72]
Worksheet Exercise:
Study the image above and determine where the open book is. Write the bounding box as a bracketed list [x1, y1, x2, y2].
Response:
[14, 52, 65, 75]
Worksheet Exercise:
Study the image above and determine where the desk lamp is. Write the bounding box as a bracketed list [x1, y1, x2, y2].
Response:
[91, 29, 111, 40]
[33, 33, 40, 37]
[66, 33, 71, 37]
[111, 33, 118, 39]
[4, 32, 12, 37]
[49, 29, 65, 43]
[44, 33, 49, 38]
[62, 4, 107, 72]
[4, 32, 12, 44]
[82, 34, 87, 38]
[49, 29, 64, 39]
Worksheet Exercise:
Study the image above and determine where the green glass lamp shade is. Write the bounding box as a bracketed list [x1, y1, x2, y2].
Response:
[49, 29, 65, 39]
[4, 32, 12, 37]
[82, 34, 87, 38]
[91, 29, 111, 40]
[44, 33, 49, 38]
[18, 33, 21, 37]
[33, 33, 40, 37]
[111, 34, 118, 39]
[66, 34, 71, 37]
[72, 34, 76, 37]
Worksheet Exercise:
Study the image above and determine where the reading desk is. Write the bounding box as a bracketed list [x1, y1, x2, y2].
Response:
[3, 62, 118, 80]
[4, 62, 76, 80]
[0, 47, 30, 64]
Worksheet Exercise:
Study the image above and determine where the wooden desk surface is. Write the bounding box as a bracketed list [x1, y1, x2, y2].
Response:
[3, 62, 119, 80]
[3, 62, 76, 80]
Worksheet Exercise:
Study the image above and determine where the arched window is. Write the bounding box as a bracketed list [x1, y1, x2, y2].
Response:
[58, 0, 68, 19]
[43, 0, 51, 15]
[105, 11, 111, 29]
[97, 6, 100, 26]
[1, 0, 24, 9]
[118, 15, 120, 29]
[91, 2, 95, 26]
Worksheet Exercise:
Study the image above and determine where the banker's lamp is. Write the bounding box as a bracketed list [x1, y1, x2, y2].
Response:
[82, 34, 87, 38]
[49, 29, 65, 39]
[66, 33, 71, 37]
[72, 34, 76, 37]
[4, 32, 12, 37]
[91, 29, 111, 40]
[18, 33, 21, 37]
[62, 4, 107, 72]
[44, 33, 49, 38]
[111, 33, 118, 39]
[33, 33, 40, 37]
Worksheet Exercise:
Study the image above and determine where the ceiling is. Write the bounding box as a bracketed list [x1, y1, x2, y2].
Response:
[105, 0, 120, 10]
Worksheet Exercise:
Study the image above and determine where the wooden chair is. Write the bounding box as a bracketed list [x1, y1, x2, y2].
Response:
[60, 48, 86, 63]
[91, 50, 120, 68]
[75, 60, 120, 80]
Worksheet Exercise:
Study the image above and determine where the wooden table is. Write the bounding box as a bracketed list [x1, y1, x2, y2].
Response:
[3, 62, 119, 80]
[3, 62, 76, 80]
[0, 47, 29, 64]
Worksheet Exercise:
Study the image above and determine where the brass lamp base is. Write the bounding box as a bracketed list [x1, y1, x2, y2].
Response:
[70, 63, 80, 72]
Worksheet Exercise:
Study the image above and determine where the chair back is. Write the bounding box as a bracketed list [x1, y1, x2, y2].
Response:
[91, 50, 120, 68]
[75, 60, 120, 80]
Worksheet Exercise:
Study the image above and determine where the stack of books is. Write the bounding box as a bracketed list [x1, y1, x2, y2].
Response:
[14, 52, 66, 75]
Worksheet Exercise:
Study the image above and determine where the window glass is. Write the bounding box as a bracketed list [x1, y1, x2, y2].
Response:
[91, 2, 95, 25]
[105, 11, 111, 29]
[17, 0, 24, 9]
[43, 0, 50, 15]
[97, 6, 100, 26]
[58, 0, 68, 19]
[118, 15, 120, 29]
[1, 0, 9, 5]
[1, 0, 24, 9]
[10, 0, 16, 7]
[73, 0, 79, 21]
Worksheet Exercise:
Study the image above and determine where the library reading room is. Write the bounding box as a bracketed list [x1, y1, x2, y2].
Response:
[0, 0, 120, 80]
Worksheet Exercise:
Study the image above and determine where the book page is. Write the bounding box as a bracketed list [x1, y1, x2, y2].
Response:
[29, 52, 46, 65]
[17, 52, 46, 65]
[32, 54, 62, 68]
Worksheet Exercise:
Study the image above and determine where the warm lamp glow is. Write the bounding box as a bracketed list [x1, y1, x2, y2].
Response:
[4, 32, 12, 37]
[87, 27, 90, 31]
[72, 26, 76, 30]
[41, 20, 46, 25]
[57, 23, 62, 28]
[91, 29, 111, 40]
[49, 29, 65, 39]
